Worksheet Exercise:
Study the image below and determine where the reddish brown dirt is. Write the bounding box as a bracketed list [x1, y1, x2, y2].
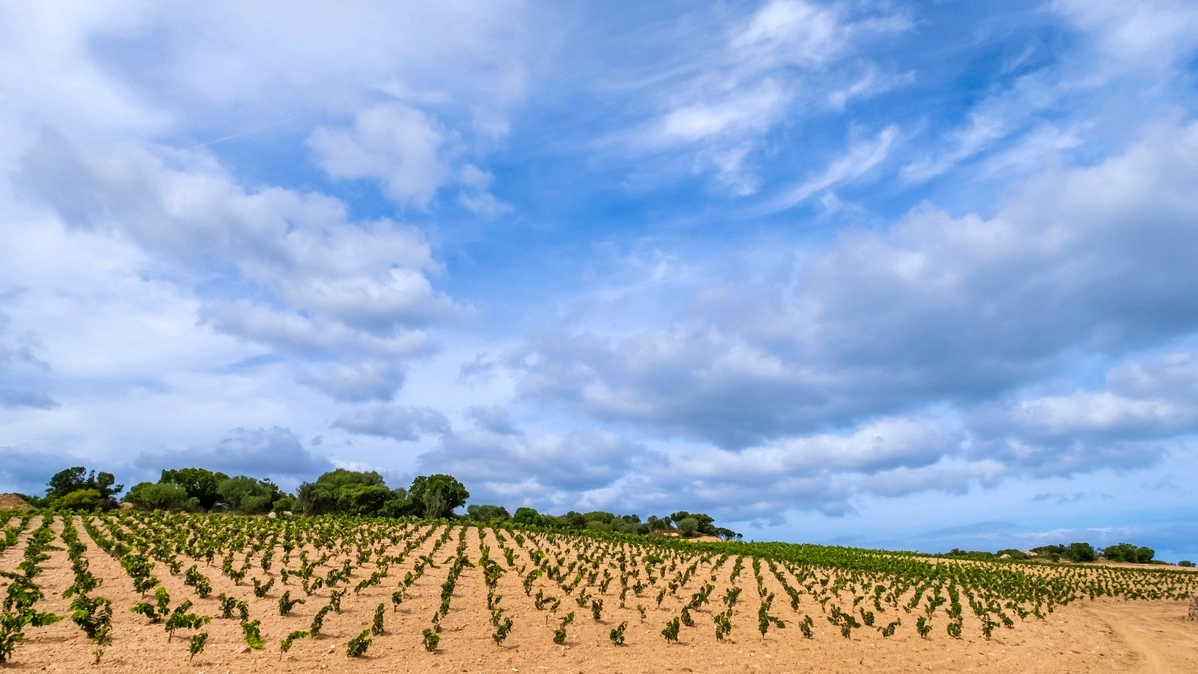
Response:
[1, 515, 1195, 673]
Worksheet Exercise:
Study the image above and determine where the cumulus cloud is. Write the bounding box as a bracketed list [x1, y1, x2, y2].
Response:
[465, 405, 521, 435]
[135, 426, 333, 483]
[0, 310, 57, 409]
[0, 446, 86, 495]
[457, 353, 498, 386]
[309, 103, 451, 208]
[19, 131, 464, 400]
[510, 120, 1198, 464]
[298, 360, 408, 403]
[419, 429, 651, 504]
[641, 417, 970, 519]
[457, 164, 511, 217]
[967, 351, 1198, 475]
[332, 405, 451, 441]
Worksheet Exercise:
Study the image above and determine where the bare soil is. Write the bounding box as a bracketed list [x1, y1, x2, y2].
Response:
[0, 495, 33, 511]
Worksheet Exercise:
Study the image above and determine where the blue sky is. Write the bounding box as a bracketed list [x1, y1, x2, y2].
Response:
[2, 0, 1198, 560]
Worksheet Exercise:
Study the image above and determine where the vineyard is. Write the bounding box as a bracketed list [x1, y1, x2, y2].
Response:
[2, 510, 1196, 673]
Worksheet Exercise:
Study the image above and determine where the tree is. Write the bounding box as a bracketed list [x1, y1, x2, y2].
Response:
[407, 474, 469, 519]
[714, 527, 743, 541]
[160, 468, 229, 510]
[124, 482, 196, 511]
[676, 517, 700, 538]
[512, 507, 542, 526]
[47, 467, 89, 500]
[1064, 542, 1097, 563]
[336, 484, 393, 516]
[216, 477, 281, 514]
[1103, 543, 1155, 564]
[46, 467, 123, 502]
[554, 511, 586, 529]
[466, 504, 511, 523]
[49, 489, 104, 511]
[297, 469, 387, 515]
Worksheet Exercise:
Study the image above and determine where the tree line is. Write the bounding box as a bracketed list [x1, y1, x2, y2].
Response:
[13, 465, 742, 541]
[943, 541, 1187, 566]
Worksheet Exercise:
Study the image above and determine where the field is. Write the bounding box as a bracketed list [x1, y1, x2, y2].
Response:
[2, 511, 1196, 673]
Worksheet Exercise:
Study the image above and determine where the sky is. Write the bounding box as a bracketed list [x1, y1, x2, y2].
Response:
[2, 0, 1197, 561]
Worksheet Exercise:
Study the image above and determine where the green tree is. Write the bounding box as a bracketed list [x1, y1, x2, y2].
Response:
[1102, 543, 1149, 563]
[160, 468, 229, 510]
[297, 469, 386, 515]
[49, 489, 104, 511]
[336, 484, 393, 516]
[676, 517, 700, 538]
[216, 476, 281, 514]
[124, 482, 197, 511]
[46, 467, 122, 502]
[1063, 542, 1097, 563]
[553, 511, 586, 529]
[407, 474, 469, 519]
[466, 504, 511, 523]
[512, 507, 543, 526]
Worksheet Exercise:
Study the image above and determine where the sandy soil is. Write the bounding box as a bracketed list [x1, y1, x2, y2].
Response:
[0, 495, 33, 511]
[1, 515, 1195, 674]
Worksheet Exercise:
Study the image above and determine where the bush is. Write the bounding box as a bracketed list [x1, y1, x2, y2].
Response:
[50, 489, 105, 511]
[1063, 542, 1097, 563]
[1178, 560, 1193, 567]
[336, 484, 393, 516]
[46, 467, 122, 502]
[125, 482, 196, 511]
[677, 517, 700, 538]
[217, 477, 281, 514]
[512, 507, 542, 526]
[160, 468, 228, 510]
[466, 504, 511, 523]
[1102, 543, 1154, 564]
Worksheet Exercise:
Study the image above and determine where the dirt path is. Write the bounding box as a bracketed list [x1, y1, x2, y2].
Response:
[1079, 600, 1198, 673]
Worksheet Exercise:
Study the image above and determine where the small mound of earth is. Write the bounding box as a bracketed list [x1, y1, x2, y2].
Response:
[0, 493, 34, 511]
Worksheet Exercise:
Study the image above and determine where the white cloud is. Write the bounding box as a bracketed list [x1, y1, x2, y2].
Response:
[730, 0, 854, 67]
[827, 66, 914, 110]
[601, 0, 909, 193]
[763, 124, 897, 210]
[308, 103, 451, 208]
[512, 119, 1198, 462]
[456, 164, 511, 217]
[19, 132, 464, 399]
[136, 426, 334, 486]
[1053, 0, 1198, 69]
[298, 360, 408, 403]
[333, 405, 451, 441]
[967, 351, 1198, 475]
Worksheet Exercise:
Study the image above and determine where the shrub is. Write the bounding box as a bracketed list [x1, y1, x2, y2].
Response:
[677, 517, 700, 538]
[50, 489, 105, 511]
[1103, 543, 1155, 564]
[1063, 542, 1097, 563]
[124, 482, 196, 511]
